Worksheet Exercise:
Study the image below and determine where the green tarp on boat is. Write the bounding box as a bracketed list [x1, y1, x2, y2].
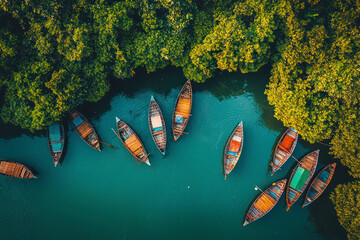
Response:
[290, 167, 310, 191]
[49, 123, 61, 142]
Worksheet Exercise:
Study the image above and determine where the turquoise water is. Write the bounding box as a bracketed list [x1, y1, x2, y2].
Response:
[0, 67, 346, 239]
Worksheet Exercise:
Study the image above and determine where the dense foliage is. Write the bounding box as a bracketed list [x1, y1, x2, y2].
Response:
[0, 0, 359, 238]
[331, 182, 360, 240]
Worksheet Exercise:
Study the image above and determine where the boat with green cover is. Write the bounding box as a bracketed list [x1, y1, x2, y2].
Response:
[48, 121, 65, 167]
[302, 163, 336, 207]
[286, 150, 319, 211]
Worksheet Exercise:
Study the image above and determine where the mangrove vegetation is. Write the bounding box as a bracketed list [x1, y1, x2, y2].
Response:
[0, 0, 359, 238]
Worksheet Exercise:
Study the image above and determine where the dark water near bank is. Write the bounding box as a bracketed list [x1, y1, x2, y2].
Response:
[0, 67, 348, 240]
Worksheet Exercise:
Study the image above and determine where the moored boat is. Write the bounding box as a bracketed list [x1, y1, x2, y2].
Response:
[116, 117, 150, 166]
[172, 80, 192, 141]
[0, 160, 36, 179]
[270, 127, 298, 176]
[148, 95, 166, 155]
[223, 122, 244, 179]
[48, 121, 65, 167]
[243, 179, 287, 226]
[303, 163, 336, 207]
[69, 110, 101, 151]
[286, 150, 319, 211]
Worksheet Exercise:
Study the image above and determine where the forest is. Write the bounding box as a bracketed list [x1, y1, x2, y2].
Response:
[0, 0, 359, 238]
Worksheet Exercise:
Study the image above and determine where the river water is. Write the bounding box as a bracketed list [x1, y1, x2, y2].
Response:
[0, 67, 347, 239]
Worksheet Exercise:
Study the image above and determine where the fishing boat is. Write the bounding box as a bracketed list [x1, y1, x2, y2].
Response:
[286, 150, 319, 211]
[270, 127, 298, 176]
[148, 95, 167, 155]
[243, 179, 287, 226]
[0, 160, 36, 179]
[223, 122, 244, 180]
[69, 110, 101, 151]
[303, 163, 336, 207]
[116, 117, 150, 166]
[48, 121, 65, 167]
[172, 80, 192, 141]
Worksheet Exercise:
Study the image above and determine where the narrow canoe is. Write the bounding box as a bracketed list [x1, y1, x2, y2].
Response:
[148, 95, 167, 155]
[223, 122, 244, 180]
[286, 150, 319, 211]
[270, 127, 298, 176]
[69, 110, 101, 151]
[302, 163, 336, 207]
[116, 117, 150, 166]
[0, 160, 36, 179]
[243, 179, 287, 226]
[172, 80, 192, 141]
[48, 121, 65, 167]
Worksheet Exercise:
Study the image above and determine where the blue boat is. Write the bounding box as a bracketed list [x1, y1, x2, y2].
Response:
[48, 121, 65, 167]
[303, 163, 336, 207]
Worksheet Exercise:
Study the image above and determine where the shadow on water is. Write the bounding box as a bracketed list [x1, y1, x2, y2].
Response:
[79, 65, 282, 133]
[78, 67, 187, 121]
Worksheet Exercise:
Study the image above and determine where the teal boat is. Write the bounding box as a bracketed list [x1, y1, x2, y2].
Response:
[286, 150, 319, 211]
[48, 122, 65, 167]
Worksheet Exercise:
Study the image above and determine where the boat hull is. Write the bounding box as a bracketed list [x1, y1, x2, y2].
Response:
[243, 179, 287, 226]
[302, 163, 336, 207]
[70, 110, 101, 151]
[172, 80, 192, 141]
[270, 127, 298, 175]
[116, 118, 150, 166]
[148, 96, 167, 155]
[223, 122, 244, 179]
[286, 150, 319, 211]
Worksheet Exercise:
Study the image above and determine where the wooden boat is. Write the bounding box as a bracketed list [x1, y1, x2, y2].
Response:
[148, 95, 167, 155]
[223, 122, 244, 180]
[270, 127, 298, 176]
[116, 117, 150, 166]
[303, 163, 336, 207]
[243, 179, 287, 226]
[172, 80, 192, 141]
[69, 110, 101, 151]
[48, 121, 65, 167]
[0, 160, 36, 179]
[286, 150, 319, 211]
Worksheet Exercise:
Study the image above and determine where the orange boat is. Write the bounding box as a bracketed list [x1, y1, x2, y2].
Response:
[0, 160, 36, 179]
[243, 179, 287, 226]
[116, 117, 150, 166]
[270, 127, 298, 175]
[70, 110, 101, 151]
[223, 122, 244, 179]
[172, 80, 192, 141]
